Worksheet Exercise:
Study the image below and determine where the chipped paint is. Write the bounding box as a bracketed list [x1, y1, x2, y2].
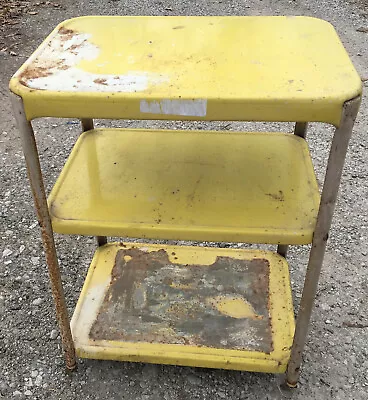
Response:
[70, 278, 110, 344]
[17, 28, 168, 93]
[24, 68, 168, 93]
[140, 99, 207, 117]
[89, 247, 273, 352]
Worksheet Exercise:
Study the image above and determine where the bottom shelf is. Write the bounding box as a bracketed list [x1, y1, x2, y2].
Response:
[71, 243, 295, 373]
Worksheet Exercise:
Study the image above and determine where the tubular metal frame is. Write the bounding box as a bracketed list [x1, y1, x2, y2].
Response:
[11, 92, 361, 384]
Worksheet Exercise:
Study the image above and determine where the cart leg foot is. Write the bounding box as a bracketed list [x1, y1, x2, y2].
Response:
[66, 361, 77, 372]
[284, 379, 298, 389]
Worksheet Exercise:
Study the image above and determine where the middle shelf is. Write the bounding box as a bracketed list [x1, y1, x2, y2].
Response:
[48, 128, 320, 244]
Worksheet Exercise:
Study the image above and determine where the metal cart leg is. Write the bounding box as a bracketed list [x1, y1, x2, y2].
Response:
[80, 118, 108, 247]
[277, 122, 309, 258]
[11, 93, 76, 370]
[294, 122, 308, 139]
[286, 96, 361, 387]
[277, 245, 288, 258]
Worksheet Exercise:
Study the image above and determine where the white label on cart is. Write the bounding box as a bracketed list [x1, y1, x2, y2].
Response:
[140, 99, 207, 117]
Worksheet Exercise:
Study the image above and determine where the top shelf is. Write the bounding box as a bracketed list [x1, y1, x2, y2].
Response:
[10, 16, 361, 125]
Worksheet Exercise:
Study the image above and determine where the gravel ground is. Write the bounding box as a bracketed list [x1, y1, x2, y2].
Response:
[0, 1, 367, 399]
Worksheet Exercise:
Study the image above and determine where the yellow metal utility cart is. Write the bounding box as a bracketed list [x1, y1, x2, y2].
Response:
[10, 16, 362, 386]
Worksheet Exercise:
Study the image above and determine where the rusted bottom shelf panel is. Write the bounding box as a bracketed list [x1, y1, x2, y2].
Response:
[71, 242, 295, 373]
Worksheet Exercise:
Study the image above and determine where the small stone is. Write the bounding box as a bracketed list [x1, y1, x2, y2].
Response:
[50, 329, 58, 340]
[29, 222, 38, 229]
[187, 373, 201, 385]
[35, 375, 42, 386]
[320, 304, 330, 311]
[325, 319, 332, 324]
[31, 257, 39, 266]
[30, 370, 38, 378]
[19, 245, 25, 254]
[218, 391, 226, 399]
[24, 390, 32, 396]
[2, 131, 7, 136]
[32, 298, 43, 306]
[4, 260, 12, 265]
[5, 230, 13, 235]
[13, 391, 22, 396]
[2, 248, 12, 258]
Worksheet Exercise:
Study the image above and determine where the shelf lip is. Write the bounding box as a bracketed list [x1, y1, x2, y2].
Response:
[48, 128, 320, 244]
[50, 217, 314, 245]
[71, 242, 295, 372]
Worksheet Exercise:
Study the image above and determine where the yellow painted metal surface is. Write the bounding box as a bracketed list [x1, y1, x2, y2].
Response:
[71, 243, 295, 372]
[48, 128, 320, 244]
[10, 16, 361, 125]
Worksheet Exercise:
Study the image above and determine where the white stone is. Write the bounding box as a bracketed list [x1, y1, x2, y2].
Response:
[31, 257, 40, 266]
[32, 298, 43, 306]
[50, 329, 58, 340]
[30, 370, 38, 378]
[35, 375, 42, 387]
[2, 248, 12, 258]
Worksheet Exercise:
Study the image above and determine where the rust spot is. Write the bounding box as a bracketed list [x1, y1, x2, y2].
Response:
[58, 26, 75, 40]
[19, 59, 70, 87]
[59, 27, 74, 35]
[29, 178, 76, 368]
[90, 248, 273, 352]
[93, 78, 108, 85]
[266, 190, 284, 201]
[68, 44, 80, 52]
[20, 66, 52, 81]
